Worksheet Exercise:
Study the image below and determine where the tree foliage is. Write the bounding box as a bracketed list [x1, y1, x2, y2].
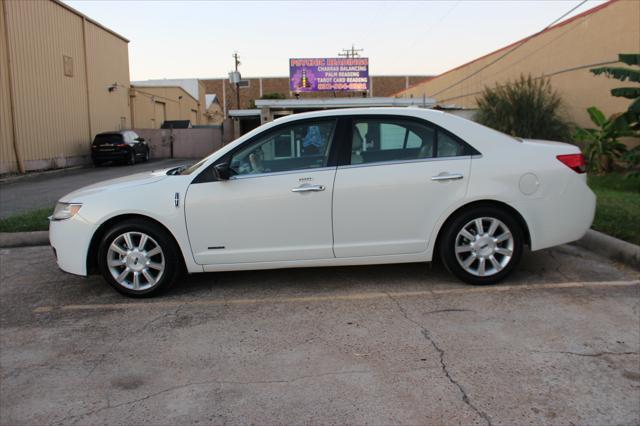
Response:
[574, 107, 634, 174]
[475, 74, 572, 142]
[590, 53, 640, 130]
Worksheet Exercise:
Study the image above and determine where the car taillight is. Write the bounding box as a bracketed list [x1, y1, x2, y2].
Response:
[556, 154, 586, 173]
[116, 143, 128, 148]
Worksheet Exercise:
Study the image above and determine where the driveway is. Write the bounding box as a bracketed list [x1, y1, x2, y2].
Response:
[1, 243, 638, 425]
[0, 159, 188, 218]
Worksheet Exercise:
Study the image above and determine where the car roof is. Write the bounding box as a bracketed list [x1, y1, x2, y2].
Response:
[271, 107, 448, 124]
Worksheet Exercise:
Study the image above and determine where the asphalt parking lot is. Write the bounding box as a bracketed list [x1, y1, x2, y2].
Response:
[1, 243, 638, 425]
[0, 159, 187, 218]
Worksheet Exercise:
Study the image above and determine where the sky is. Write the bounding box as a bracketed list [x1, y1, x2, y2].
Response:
[63, 0, 608, 81]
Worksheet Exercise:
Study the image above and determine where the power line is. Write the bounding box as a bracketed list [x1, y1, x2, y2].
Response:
[431, 0, 589, 98]
[437, 59, 618, 103]
[408, 1, 460, 51]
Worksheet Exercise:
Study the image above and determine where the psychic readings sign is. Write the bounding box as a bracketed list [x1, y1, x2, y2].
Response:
[289, 58, 369, 92]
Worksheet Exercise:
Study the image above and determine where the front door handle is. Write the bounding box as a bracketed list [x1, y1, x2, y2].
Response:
[431, 173, 464, 181]
[291, 184, 325, 193]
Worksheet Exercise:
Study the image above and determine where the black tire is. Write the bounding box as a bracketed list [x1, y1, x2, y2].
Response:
[97, 219, 182, 297]
[143, 148, 150, 162]
[127, 150, 136, 165]
[92, 159, 102, 167]
[439, 206, 524, 285]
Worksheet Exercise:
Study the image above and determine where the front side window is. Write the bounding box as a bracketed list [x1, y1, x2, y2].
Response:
[230, 120, 336, 176]
[351, 118, 436, 165]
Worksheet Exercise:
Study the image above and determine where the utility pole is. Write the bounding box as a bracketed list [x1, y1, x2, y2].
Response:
[232, 52, 241, 110]
[338, 44, 364, 59]
[338, 45, 365, 97]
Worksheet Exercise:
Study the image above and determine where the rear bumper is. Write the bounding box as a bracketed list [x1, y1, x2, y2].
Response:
[49, 215, 94, 276]
[511, 176, 596, 251]
[92, 149, 129, 161]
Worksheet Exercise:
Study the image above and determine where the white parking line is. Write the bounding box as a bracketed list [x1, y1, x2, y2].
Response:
[32, 279, 640, 314]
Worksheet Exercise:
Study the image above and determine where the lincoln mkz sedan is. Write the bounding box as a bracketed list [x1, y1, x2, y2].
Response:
[50, 108, 595, 296]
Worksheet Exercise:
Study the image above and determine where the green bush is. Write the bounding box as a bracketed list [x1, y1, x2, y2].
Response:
[574, 107, 630, 174]
[475, 74, 572, 142]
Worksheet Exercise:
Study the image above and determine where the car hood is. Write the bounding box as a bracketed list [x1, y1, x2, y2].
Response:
[59, 169, 171, 202]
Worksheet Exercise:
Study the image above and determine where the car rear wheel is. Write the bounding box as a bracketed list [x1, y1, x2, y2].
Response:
[439, 206, 523, 285]
[97, 219, 182, 297]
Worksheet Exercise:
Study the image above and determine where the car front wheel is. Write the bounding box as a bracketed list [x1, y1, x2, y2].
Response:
[97, 219, 182, 297]
[439, 206, 524, 285]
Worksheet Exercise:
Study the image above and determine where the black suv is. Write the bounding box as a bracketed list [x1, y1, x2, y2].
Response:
[91, 130, 150, 166]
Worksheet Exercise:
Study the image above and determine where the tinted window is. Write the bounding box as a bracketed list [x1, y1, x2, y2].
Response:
[351, 118, 435, 165]
[93, 133, 123, 145]
[437, 130, 467, 157]
[230, 120, 336, 176]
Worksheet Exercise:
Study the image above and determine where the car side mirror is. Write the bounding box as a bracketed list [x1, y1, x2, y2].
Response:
[136, 137, 145, 142]
[213, 162, 231, 180]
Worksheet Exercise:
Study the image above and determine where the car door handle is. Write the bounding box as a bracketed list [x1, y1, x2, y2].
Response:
[291, 184, 325, 193]
[431, 173, 464, 181]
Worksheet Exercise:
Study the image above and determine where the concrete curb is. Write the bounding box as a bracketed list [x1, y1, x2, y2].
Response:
[0, 166, 85, 184]
[0, 231, 49, 248]
[573, 229, 640, 270]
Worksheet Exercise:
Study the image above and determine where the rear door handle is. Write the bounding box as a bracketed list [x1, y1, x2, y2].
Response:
[291, 184, 325, 193]
[431, 173, 464, 181]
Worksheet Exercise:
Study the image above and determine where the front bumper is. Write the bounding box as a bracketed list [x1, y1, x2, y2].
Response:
[49, 215, 94, 276]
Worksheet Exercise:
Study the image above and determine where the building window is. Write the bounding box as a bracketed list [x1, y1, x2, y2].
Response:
[63, 55, 73, 77]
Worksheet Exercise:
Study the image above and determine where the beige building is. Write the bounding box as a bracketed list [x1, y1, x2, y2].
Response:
[130, 85, 201, 129]
[1, 0, 131, 174]
[130, 78, 210, 127]
[397, 0, 640, 129]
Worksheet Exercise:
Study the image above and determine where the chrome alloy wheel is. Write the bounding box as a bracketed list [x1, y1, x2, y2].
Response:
[454, 217, 514, 277]
[106, 231, 165, 290]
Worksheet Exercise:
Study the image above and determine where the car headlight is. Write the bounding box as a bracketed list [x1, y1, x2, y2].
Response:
[51, 202, 82, 221]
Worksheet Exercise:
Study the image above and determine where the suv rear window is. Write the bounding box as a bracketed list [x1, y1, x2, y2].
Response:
[93, 134, 123, 145]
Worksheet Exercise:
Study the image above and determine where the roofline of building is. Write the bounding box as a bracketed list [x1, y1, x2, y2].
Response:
[392, 0, 618, 97]
[130, 85, 199, 104]
[53, 0, 129, 43]
[200, 74, 435, 81]
[254, 97, 437, 109]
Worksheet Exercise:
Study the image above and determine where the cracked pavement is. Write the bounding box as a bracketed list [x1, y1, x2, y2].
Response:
[1, 244, 639, 425]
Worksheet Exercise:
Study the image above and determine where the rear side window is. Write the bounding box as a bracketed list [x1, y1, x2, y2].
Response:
[437, 131, 467, 157]
[349, 117, 477, 165]
[93, 134, 123, 145]
[351, 118, 436, 165]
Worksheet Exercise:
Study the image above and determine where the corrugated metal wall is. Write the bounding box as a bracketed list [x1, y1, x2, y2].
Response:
[0, 0, 130, 174]
[4, 0, 90, 169]
[85, 20, 130, 136]
[0, 0, 17, 171]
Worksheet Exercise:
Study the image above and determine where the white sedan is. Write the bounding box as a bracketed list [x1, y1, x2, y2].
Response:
[50, 108, 595, 297]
